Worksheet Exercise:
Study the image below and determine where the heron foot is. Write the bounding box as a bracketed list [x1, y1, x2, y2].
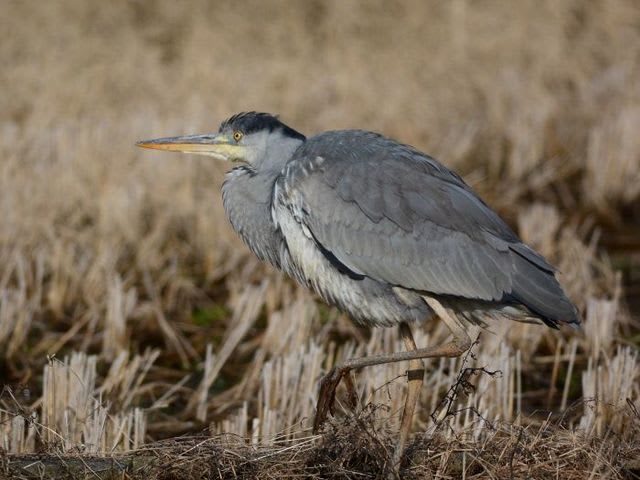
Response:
[313, 365, 358, 432]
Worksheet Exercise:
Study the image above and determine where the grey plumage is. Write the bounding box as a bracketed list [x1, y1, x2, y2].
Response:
[137, 112, 580, 453]
[275, 130, 578, 329]
[141, 112, 580, 331]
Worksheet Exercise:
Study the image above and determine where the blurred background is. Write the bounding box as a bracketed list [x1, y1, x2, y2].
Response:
[0, 0, 639, 460]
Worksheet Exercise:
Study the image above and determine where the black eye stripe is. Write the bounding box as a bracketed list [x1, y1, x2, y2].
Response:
[219, 112, 305, 141]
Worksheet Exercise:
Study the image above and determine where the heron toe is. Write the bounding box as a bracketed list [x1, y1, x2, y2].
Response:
[313, 365, 352, 432]
[343, 370, 359, 410]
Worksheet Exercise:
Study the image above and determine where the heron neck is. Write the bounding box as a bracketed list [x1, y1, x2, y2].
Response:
[221, 162, 286, 269]
[221, 135, 303, 268]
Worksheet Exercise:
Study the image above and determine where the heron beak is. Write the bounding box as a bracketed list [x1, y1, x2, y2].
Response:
[136, 133, 241, 160]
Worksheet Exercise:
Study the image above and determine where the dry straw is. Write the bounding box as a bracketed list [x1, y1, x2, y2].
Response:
[0, 0, 639, 476]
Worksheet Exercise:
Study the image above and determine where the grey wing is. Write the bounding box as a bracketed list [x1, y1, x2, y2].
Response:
[275, 132, 578, 326]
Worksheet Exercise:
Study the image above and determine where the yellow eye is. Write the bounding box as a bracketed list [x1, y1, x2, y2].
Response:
[233, 131, 243, 142]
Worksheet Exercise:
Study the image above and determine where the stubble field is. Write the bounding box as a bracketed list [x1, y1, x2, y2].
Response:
[1, 1, 639, 478]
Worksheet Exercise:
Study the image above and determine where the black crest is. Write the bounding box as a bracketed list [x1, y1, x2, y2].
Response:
[219, 112, 305, 141]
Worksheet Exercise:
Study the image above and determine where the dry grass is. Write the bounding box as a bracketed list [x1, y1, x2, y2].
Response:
[3, 414, 640, 479]
[1, 0, 639, 478]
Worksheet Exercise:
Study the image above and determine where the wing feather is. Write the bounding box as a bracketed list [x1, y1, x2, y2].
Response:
[275, 131, 578, 325]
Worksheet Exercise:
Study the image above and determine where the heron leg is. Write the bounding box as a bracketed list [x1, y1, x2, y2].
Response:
[314, 364, 358, 433]
[313, 312, 471, 433]
[392, 322, 425, 470]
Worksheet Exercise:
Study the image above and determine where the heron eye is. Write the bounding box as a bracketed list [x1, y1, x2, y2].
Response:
[233, 131, 243, 142]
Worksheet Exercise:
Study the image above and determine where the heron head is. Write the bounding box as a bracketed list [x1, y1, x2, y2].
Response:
[137, 112, 305, 169]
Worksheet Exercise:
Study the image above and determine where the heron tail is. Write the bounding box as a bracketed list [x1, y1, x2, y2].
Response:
[508, 248, 580, 329]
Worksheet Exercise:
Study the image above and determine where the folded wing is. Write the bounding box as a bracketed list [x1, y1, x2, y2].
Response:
[275, 131, 578, 327]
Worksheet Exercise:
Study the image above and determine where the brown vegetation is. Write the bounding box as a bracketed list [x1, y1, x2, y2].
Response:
[1, 1, 639, 478]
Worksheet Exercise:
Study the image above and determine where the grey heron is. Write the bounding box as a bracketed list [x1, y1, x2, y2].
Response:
[137, 112, 579, 467]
